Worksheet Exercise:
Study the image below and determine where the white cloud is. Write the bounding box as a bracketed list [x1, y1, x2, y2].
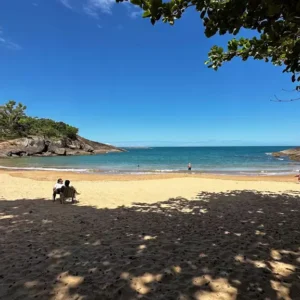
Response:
[130, 10, 142, 19]
[59, 0, 72, 9]
[124, 2, 142, 19]
[83, 5, 99, 17]
[97, 24, 103, 29]
[85, 0, 116, 16]
[0, 27, 21, 50]
[57, 0, 133, 19]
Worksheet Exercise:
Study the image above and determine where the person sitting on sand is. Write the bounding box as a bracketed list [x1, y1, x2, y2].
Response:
[53, 178, 64, 201]
[62, 180, 80, 199]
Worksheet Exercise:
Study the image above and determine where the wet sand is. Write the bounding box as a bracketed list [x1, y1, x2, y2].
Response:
[0, 169, 296, 182]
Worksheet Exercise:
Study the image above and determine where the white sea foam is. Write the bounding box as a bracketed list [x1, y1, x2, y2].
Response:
[259, 171, 295, 176]
[238, 170, 296, 176]
[154, 169, 181, 172]
[0, 166, 89, 172]
[128, 172, 159, 175]
[0, 164, 296, 176]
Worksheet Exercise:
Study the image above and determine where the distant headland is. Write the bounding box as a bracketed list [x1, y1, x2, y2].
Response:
[0, 101, 124, 158]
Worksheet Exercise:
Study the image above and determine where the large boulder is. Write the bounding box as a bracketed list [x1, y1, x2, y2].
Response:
[0, 136, 46, 157]
[65, 138, 81, 150]
[0, 135, 125, 158]
[47, 139, 64, 151]
[66, 149, 93, 156]
[25, 137, 46, 155]
[272, 147, 300, 162]
[82, 144, 94, 153]
[272, 152, 282, 158]
[288, 154, 300, 162]
[51, 147, 66, 156]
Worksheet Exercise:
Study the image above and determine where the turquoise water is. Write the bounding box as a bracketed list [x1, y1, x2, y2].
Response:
[0, 146, 299, 175]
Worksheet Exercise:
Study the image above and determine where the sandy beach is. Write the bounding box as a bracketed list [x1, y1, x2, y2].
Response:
[0, 170, 299, 300]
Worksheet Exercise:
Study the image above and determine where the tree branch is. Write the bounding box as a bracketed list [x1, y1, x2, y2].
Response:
[282, 88, 298, 93]
[270, 95, 300, 102]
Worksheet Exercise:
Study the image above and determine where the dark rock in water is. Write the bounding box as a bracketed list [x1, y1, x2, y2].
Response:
[272, 152, 282, 158]
[272, 147, 300, 162]
[0, 135, 125, 158]
[288, 154, 300, 162]
[66, 149, 93, 156]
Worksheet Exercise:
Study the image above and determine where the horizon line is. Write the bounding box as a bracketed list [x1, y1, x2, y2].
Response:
[116, 145, 298, 148]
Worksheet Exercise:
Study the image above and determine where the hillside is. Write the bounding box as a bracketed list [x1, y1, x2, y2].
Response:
[0, 101, 124, 158]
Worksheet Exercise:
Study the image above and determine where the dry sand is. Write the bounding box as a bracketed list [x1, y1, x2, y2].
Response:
[0, 170, 299, 300]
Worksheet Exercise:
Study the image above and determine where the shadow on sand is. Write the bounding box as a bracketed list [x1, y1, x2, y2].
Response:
[0, 190, 299, 300]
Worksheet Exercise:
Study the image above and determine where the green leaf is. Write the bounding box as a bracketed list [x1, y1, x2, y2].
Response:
[131, 0, 142, 5]
[267, 5, 280, 16]
[142, 10, 152, 18]
[217, 47, 223, 54]
[150, 0, 163, 16]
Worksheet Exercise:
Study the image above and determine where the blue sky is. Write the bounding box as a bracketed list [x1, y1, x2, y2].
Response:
[0, 0, 299, 147]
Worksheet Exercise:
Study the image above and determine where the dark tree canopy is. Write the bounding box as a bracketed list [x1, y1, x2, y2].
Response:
[120, 0, 300, 90]
[0, 100, 78, 140]
[0, 101, 27, 138]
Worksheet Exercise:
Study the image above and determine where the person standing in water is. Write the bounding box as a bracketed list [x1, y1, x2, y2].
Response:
[188, 163, 192, 171]
[295, 171, 300, 183]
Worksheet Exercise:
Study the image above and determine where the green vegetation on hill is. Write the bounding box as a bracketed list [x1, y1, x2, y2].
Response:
[0, 100, 78, 140]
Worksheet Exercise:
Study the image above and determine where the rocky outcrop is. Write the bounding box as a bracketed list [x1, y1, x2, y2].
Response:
[0, 136, 124, 158]
[272, 147, 300, 161]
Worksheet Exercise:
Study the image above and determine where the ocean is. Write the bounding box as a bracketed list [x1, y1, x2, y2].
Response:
[0, 146, 299, 175]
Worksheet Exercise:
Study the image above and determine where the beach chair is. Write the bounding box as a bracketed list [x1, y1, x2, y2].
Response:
[59, 186, 76, 204]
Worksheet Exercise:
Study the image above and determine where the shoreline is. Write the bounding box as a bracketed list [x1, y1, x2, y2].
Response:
[0, 169, 296, 182]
